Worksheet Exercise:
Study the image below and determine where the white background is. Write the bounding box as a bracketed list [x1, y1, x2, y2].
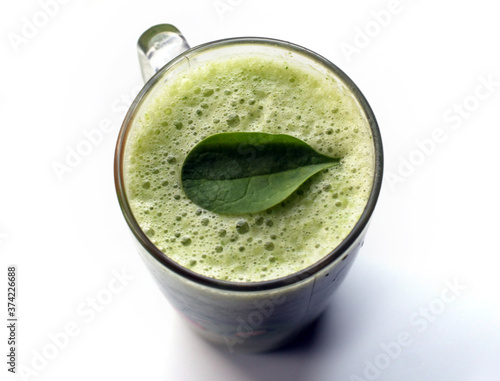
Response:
[1, 0, 499, 380]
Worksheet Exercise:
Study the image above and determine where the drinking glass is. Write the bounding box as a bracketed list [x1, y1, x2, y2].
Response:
[114, 24, 383, 352]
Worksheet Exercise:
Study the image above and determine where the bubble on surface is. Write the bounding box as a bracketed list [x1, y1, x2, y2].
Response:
[264, 242, 275, 251]
[236, 220, 249, 234]
[203, 89, 214, 97]
[226, 114, 240, 127]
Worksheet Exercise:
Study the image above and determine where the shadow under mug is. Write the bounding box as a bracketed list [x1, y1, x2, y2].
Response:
[114, 24, 383, 353]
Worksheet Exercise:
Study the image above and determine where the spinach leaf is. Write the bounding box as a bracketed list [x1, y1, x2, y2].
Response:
[181, 132, 340, 214]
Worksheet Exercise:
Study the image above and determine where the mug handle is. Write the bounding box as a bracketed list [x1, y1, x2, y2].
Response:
[137, 24, 191, 83]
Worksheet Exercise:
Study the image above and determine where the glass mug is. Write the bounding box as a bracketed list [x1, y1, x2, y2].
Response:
[114, 24, 383, 352]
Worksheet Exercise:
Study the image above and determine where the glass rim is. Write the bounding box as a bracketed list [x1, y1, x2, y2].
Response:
[114, 36, 384, 292]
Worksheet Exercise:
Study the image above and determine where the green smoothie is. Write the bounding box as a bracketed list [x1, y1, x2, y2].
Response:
[123, 54, 374, 282]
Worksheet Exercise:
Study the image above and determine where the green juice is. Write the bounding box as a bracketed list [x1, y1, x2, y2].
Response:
[123, 54, 374, 282]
